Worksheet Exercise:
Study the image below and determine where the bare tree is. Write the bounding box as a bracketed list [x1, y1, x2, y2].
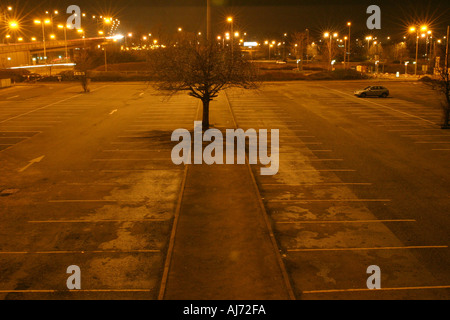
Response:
[426, 27, 450, 129]
[74, 49, 97, 93]
[290, 32, 306, 70]
[148, 35, 259, 129]
[429, 65, 450, 128]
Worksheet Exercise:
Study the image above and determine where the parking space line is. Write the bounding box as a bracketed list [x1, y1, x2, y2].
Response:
[388, 129, 439, 131]
[28, 219, 167, 223]
[269, 199, 391, 203]
[324, 87, 439, 126]
[262, 183, 372, 186]
[0, 249, 160, 254]
[415, 141, 450, 144]
[277, 219, 415, 224]
[278, 159, 343, 162]
[302, 285, 450, 294]
[287, 245, 448, 252]
[93, 159, 171, 161]
[402, 135, 450, 137]
[0, 289, 153, 293]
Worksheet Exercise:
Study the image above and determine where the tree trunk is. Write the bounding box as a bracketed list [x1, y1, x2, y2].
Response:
[202, 98, 210, 130]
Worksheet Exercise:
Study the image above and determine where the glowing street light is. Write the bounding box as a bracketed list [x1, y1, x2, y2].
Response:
[58, 24, 70, 60]
[324, 32, 337, 70]
[346, 22, 352, 68]
[227, 17, 234, 57]
[409, 24, 428, 75]
[9, 21, 18, 29]
[34, 19, 52, 63]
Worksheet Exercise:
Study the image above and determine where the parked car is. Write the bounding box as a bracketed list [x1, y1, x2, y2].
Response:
[22, 73, 42, 82]
[354, 86, 389, 98]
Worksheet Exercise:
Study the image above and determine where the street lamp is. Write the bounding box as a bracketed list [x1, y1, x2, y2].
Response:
[227, 17, 234, 58]
[409, 25, 428, 75]
[365, 36, 373, 59]
[344, 36, 348, 66]
[58, 24, 69, 62]
[347, 22, 352, 68]
[324, 32, 337, 70]
[34, 19, 51, 64]
[8, 20, 18, 29]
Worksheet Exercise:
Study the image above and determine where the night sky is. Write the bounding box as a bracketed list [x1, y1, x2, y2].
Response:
[11, 0, 450, 40]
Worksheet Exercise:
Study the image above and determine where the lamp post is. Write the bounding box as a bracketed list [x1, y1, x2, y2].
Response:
[409, 25, 428, 75]
[77, 28, 86, 47]
[8, 20, 18, 43]
[227, 17, 234, 58]
[306, 29, 309, 63]
[344, 36, 348, 67]
[324, 32, 331, 71]
[2, 6, 13, 43]
[34, 19, 51, 64]
[207, 0, 211, 41]
[58, 24, 69, 62]
[347, 22, 351, 68]
[324, 32, 337, 71]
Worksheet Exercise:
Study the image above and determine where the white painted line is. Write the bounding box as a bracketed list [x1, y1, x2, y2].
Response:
[0, 249, 160, 255]
[0, 85, 107, 124]
[18, 155, 45, 173]
[0, 289, 153, 293]
[415, 141, 450, 144]
[277, 219, 416, 224]
[0, 136, 29, 139]
[101, 169, 181, 173]
[377, 124, 432, 127]
[93, 159, 170, 161]
[388, 129, 439, 132]
[109, 109, 118, 115]
[278, 159, 343, 162]
[48, 200, 119, 203]
[262, 183, 372, 186]
[0, 125, 53, 128]
[269, 199, 391, 203]
[6, 95, 19, 100]
[325, 87, 439, 126]
[287, 245, 448, 252]
[302, 285, 450, 294]
[270, 169, 356, 172]
[280, 142, 323, 145]
[102, 150, 169, 152]
[402, 135, 450, 137]
[28, 219, 167, 223]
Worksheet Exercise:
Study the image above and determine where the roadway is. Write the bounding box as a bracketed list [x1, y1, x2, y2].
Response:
[0, 80, 449, 299]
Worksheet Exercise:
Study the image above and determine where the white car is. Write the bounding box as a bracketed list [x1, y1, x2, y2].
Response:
[354, 86, 389, 98]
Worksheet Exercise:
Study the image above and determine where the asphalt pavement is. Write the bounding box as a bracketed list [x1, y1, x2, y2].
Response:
[0, 80, 448, 300]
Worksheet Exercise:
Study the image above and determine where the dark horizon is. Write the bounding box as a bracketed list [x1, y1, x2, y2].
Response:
[9, 0, 450, 40]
